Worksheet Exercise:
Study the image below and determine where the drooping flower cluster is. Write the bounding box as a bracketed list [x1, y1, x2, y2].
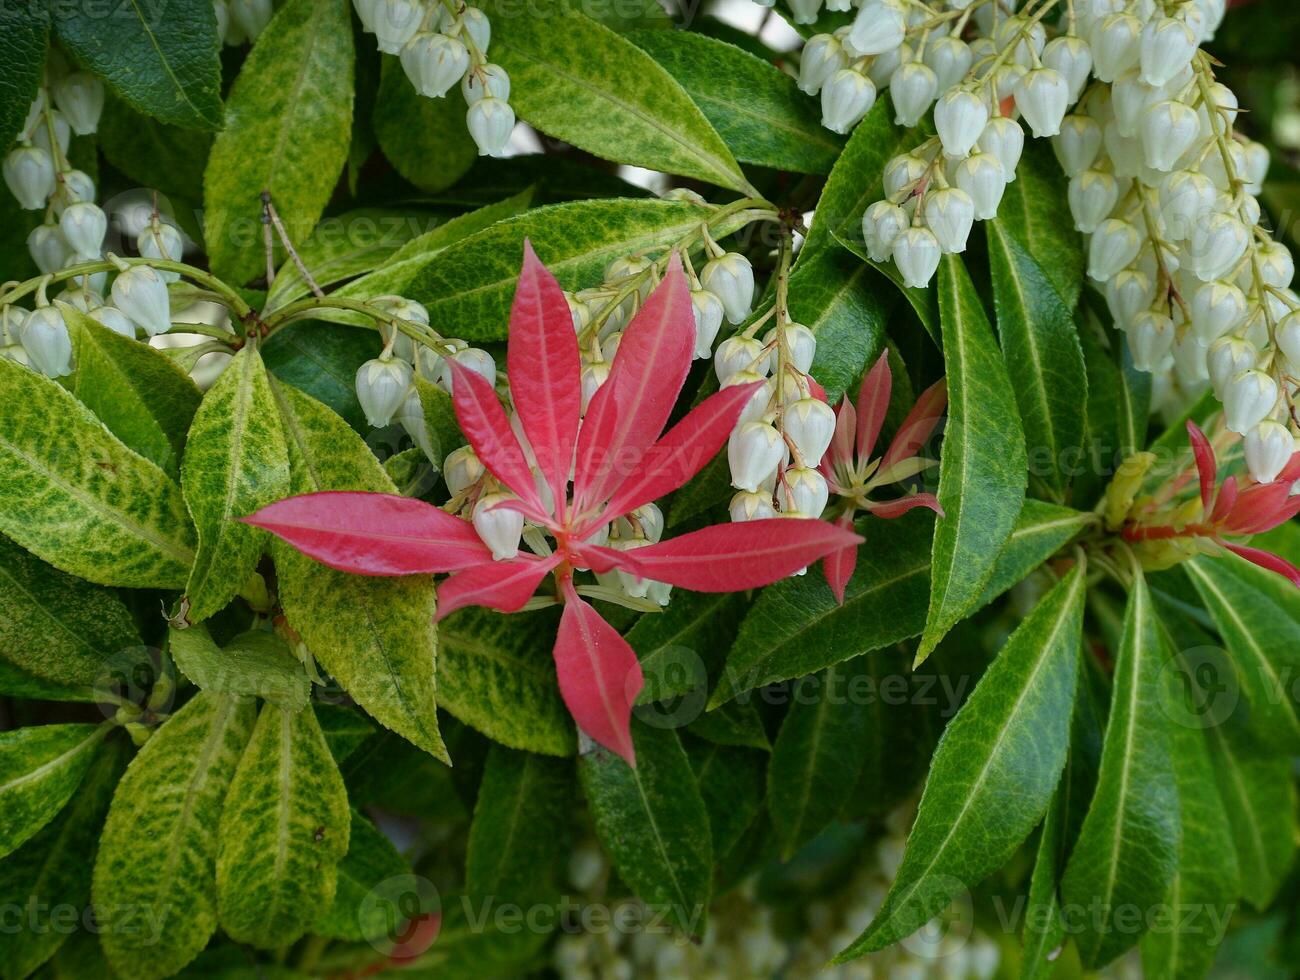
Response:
[353, 0, 514, 157]
[248, 244, 859, 764]
[1, 51, 174, 377]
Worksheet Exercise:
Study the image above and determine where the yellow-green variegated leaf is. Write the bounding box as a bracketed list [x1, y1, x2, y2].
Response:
[181, 346, 290, 623]
[93, 692, 257, 980]
[270, 380, 446, 761]
[0, 357, 195, 589]
[313, 809, 410, 942]
[0, 723, 107, 860]
[169, 624, 310, 711]
[216, 703, 350, 949]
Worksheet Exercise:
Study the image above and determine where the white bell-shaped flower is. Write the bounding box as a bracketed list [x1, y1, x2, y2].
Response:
[798, 35, 847, 96]
[462, 64, 511, 104]
[56, 287, 102, 314]
[137, 223, 185, 282]
[4, 147, 55, 210]
[994, 15, 1046, 68]
[441, 347, 496, 396]
[976, 116, 1024, 181]
[1088, 219, 1141, 282]
[893, 227, 942, 288]
[444, 445, 484, 495]
[882, 153, 928, 200]
[91, 305, 136, 339]
[1207, 336, 1258, 396]
[20, 307, 72, 378]
[783, 397, 836, 463]
[788, 0, 822, 25]
[1241, 141, 1270, 194]
[52, 72, 104, 136]
[1068, 170, 1119, 233]
[780, 466, 830, 517]
[726, 371, 773, 426]
[1015, 68, 1070, 137]
[924, 187, 975, 254]
[762, 322, 816, 375]
[862, 201, 908, 262]
[110, 265, 171, 337]
[1127, 311, 1175, 371]
[728, 422, 785, 492]
[1257, 240, 1294, 288]
[1090, 12, 1142, 82]
[230, 0, 273, 39]
[1105, 269, 1156, 327]
[31, 112, 70, 158]
[580, 361, 610, 413]
[1111, 69, 1159, 138]
[714, 335, 767, 385]
[864, 39, 909, 86]
[1042, 35, 1093, 102]
[924, 35, 972, 90]
[848, 0, 906, 56]
[1277, 311, 1300, 373]
[1244, 420, 1295, 484]
[355, 357, 413, 428]
[458, 7, 491, 50]
[1140, 100, 1200, 172]
[935, 89, 990, 160]
[820, 69, 876, 135]
[890, 62, 938, 128]
[953, 153, 1006, 220]
[1189, 280, 1247, 343]
[467, 97, 515, 157]
[691, 289, 724, 360]
[27, 223, 69, 275]
[401, 33, 470, 99]
[700, 253, 755, 325]
[473, 493, 525, 561]
[1190, 213, 1249, 282]
[730, 490, 777, 523]
[50, 170, 95, 219]
[1159, 170, 1216, 241]
[1139, 17, 1197, 87]
[352, 0, 377, 31]
[1224, 369, 1279, 435]
[59, 202, 107, 258]
[372, 0, 422, 53]
[1053, 115, 1102, 175]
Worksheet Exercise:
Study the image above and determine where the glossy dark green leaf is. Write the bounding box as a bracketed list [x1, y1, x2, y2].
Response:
[98, 94, 213, 202]
[169, 624, 309, 711]
[919, 256, 1027, 660]
[833, 231, 940, 339]
[1060, 572, 1178, 969]
[54, 0, 222, 130]
[313, 809, 409, 942]
[837, 566, 1084, 957]
[372, 55, 476, 194]
[579, 723, 712, 936]
[314, 704, 376, 765]
[790, 246, 888, 403]
[1021, 788, 1067, 980]
[685, 737, 764, 860]
[0, 12, 45, 147]
[0, 723, 106, 860]
[975, 500, 1093, 607]
[995, 140, 1084, 308]
[263, 321, 379, 432]
[688, 699, 770, 750]
[1117, 337, 1152, 458]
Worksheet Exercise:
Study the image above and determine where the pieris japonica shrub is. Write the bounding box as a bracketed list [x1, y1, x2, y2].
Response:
[1, 0, 1299, 976]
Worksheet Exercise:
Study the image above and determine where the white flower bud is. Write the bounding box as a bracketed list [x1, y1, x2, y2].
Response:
[1160, 170, 1216, 241]
[59, 202, 107, 258]
[1223, 369, 1279, 435]
[788, 0, 823, 25]
[1015, 68, 1070, 138]
[458, 7, 491, 51]
[862, 200, 909, 261]
[1042, 35, 1093, 102]
[1068, 170, 1119, 233]
[56, 287, 102, 314]
[92, 306, 136, 338]
[1188, 280, 1247, 343]
[4, 147, 55, 210]
[691, 289, 724, 360]
[893, 227, 942, 288]
[882, 153, 928, 200]
[1053, 115, 1102, 175]
[462, 63, 510, 104]
[773, 321, 817, 375]
[50, 170, 95, 220]
[780, 466, 829, 517]
[1140, 100, 1200, 173]
[230, 0, 273, 39]
[110, 265, 171, 337]
[1088, 218, 1141, 282]
[1090, 12, 1142, 83]
[352, 0, 377, 31]
[700, 253, 755, 325]
[730, 489, 777, 522]
[355, 357, 413, 427]
[924, 187, 975, 254]
[473, 492, 524, 561]
[600, 330, 622, 365]
[27, 223, 69, 275]
[991, 63, 1027, 109]
[20, 307, 72, 378]
[798, 35, 847, 96]
[935, 89, 990, 160]
[1244, 420, 1295, 484]
[1189, 213, 1249, 282]
[783, 397, 836, 463]
[1127, 311, 1175, 371]
[994, 16, 1046, 68]
[137, 222, 184, 280]
[863, 39, 909, 87]
[1277, 312, 1300, 374]
[977, 116, 1024, 181]
[924, 35, 972, 90]
[890, 62, 938, 128]
[444, 445, 484, 495]
[620, 502, 664, 543]
[1140, 17, 1197, 87]
[52, 72, 104, 136]
[580, 361, 609, 412]
[467, 97, 515, 157]
[954, 153, 1007, 220]
[729, 422, 785, 492]
[441, 347, 496, 396]
[715, 335, 767, 385]
[820, 69, 876, 135]
[848, 0, 906, 56]
[1207, 336, 1258, 396]
[1258, 241, 1294, 289]
[727, 370, 772, 425]
[401, 33, 470, 99]
[1242, 141, 1270, 194]
[372, 0, 422, 53]
[1105, 269, 1156, 327]
[31, 112, 70, 158]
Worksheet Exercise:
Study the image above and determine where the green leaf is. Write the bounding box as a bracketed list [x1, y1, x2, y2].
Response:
[0, 658, 96, 703]
[53, 0, 223, 130]
[1184, 554, 1300, 753]
[0, 736, 126, 980]
[833, 230, 940, 339]
[372, 55, 476, 194]
[578, 0, 672, 31]
[313, 809, 410, 942]
[1060, 572, 1178, 969]
[169, 624, 310, 711]
[270, 380, 446, 761]
[404, 197, 733, 341]
[0, 723, 106, 860]
[412, 374, 466, 467]
[216, 703, 350, 949]
[626, 30, 843, 174]
[768, 655, 876, 860]
[1020, 788, 1067, 980]
[579, 723, 712, 937]
[836, 566, 1084, 958]
[685, 738, 765, 860]
[976, 500, 1094, 607]
[93, 692, 257, 980]
[263, 322, 379, 432]
[1117, 337, 1152, 458]
[203, 0, 354, 284]
[628, 590, 750, 695]
[98, 94, 213, 202]
[181, 346, 290, 622]
[0, 12, 45, 147]
[314, 704, 376, 764]
[481, 0, 750, 193]
[0, 534, 139, 687]
[919, 256, 1027, 661]
[1205, 721, 1296, 910]
[790, 246, 888, 403]
[438, 607, 573, 756]
[986, 221, 1087, 502]
[59, 303, 202, 476]
[687, 699, 770, 750]
[0, 357, 194, 589]
[995, 141, 1085, 308]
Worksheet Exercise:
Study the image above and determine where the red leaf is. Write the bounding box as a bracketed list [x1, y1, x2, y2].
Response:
[242, 491, 492, 574]
[855, 351, 891, 461]
[555, 577, 642, 766]
[1185, 421, 1217, 515]
[591, 380, 764, 528]
[435, 553, 561, 619]
[822, 512, 859, 604]
[882, 378, 947, 469]
[448, 360, 549, 519]
[572, 255, 695, 512]
[1223, 542, 1300, 589]
[618, 518, 863, 591]
[826, 396, 856, 476]
[1220, 481, 1300, 535]
[864, 492, 944, 519]
[1209, 475, 1238, 524]
[507, 242, 582, 511]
